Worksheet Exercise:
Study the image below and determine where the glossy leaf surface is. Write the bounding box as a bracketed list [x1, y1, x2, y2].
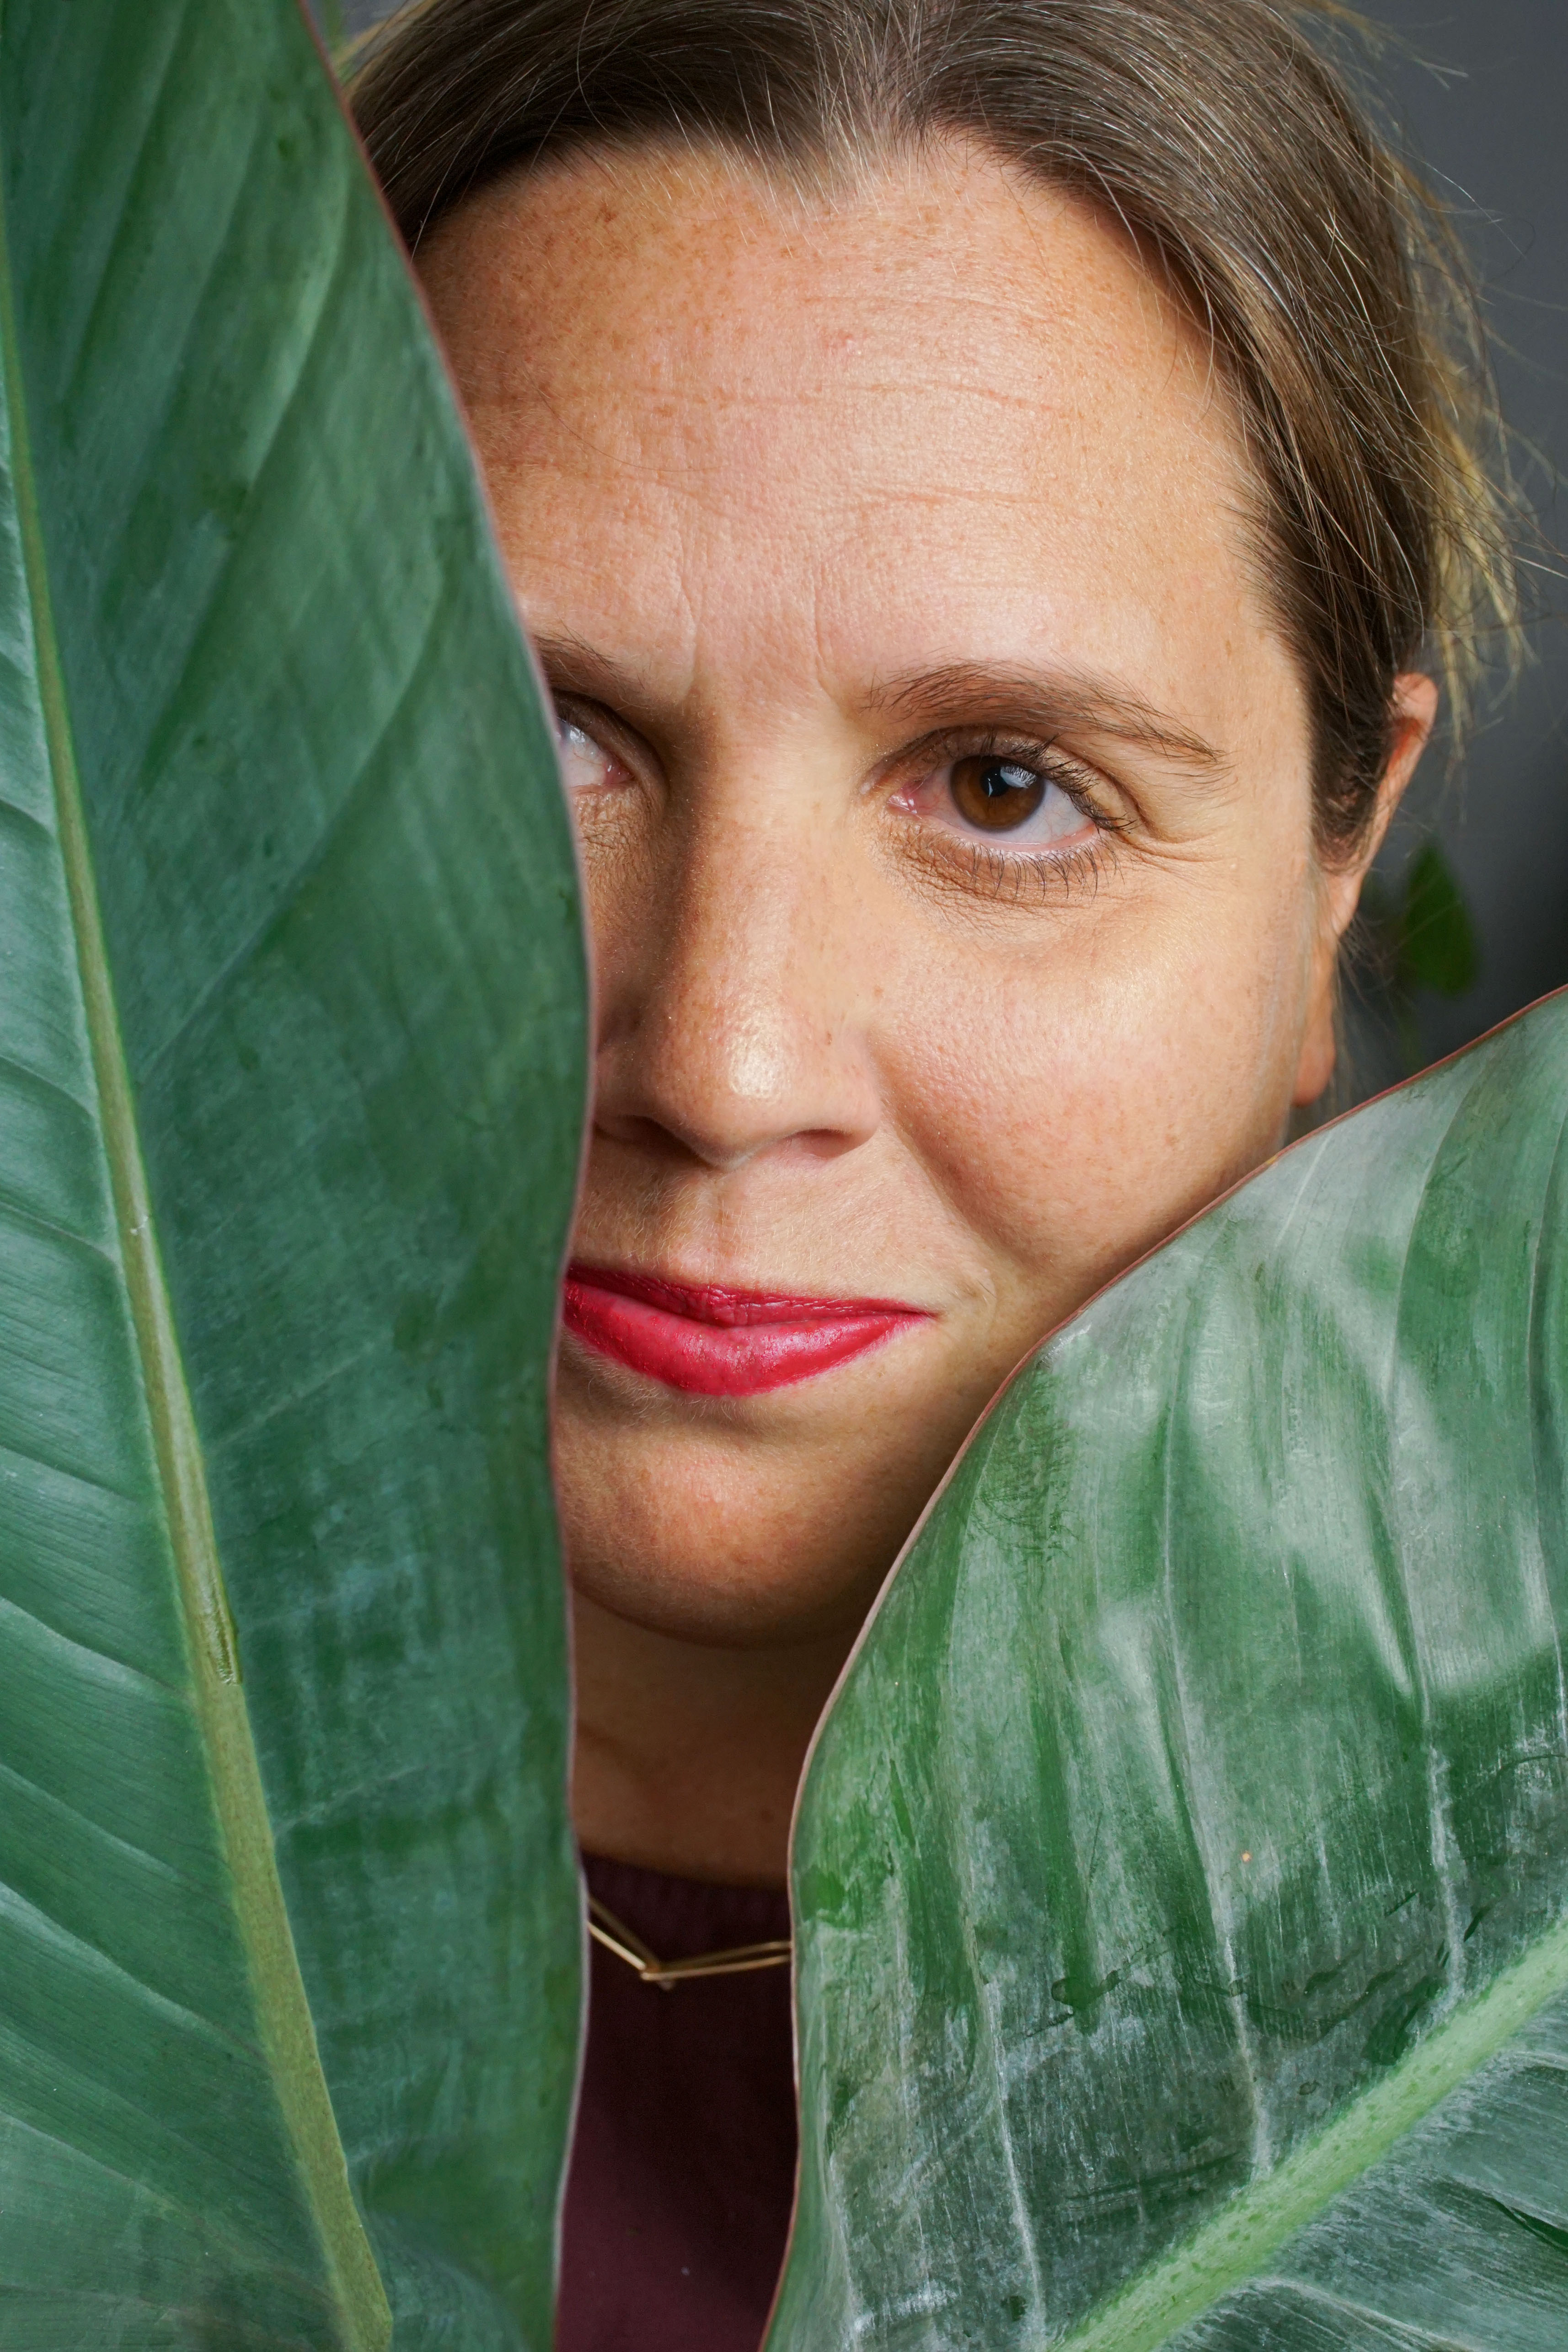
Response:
[0, 0, 585, 2341]
[779, 991, 1568, 2349]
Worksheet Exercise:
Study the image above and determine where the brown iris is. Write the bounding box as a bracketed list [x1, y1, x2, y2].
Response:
[950, 756, 1048, 832]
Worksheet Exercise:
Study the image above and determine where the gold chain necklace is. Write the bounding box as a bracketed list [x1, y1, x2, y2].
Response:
[587, 1895, 793, 1990]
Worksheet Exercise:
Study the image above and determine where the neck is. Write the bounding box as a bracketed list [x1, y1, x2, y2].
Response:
[569, 1587, 856, 1887]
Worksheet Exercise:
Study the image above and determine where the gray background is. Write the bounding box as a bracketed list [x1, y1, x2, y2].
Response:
[335, 0, 1568, 1084]
[1365, 0, 1568, 1079]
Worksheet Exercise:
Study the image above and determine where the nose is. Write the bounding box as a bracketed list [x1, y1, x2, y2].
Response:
[590, 794, 882, 1171]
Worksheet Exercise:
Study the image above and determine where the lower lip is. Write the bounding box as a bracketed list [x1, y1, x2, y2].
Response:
[561, 1266, 929, 1397]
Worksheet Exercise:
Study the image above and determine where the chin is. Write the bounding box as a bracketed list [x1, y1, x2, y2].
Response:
[553, 1409, 932, 1650]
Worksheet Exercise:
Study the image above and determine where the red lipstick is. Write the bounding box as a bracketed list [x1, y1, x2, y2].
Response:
[562, 1264, 929, 1396]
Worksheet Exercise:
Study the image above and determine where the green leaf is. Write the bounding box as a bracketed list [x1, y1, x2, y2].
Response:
[1400, 841, 1481, 1000]
[0, 0, 586, 2341]
[779, 988, 1568, 2349]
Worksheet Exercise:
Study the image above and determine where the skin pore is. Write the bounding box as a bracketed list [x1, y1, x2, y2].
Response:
[418, 141, 1434, 1886]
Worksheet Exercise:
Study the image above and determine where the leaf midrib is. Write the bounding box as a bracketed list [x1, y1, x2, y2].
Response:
[1057, 1907, 1568, 2351]
[0, 120, 389, 2352]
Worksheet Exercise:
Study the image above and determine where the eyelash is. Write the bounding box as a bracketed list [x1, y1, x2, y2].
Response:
[898, 730, 1125, 905]
[941, 830, 1118, 906]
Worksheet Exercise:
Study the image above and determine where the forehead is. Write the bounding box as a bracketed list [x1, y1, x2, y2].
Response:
[418, 142, 1282, 723]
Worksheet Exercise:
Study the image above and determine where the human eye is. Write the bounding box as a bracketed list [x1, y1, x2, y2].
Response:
[555, 710, 627, 794]
[942, 752, 1094, 844]
[892, 740, 1107, 858]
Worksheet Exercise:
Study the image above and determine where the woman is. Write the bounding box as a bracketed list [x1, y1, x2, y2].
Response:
[351, 3, 1515, 2344]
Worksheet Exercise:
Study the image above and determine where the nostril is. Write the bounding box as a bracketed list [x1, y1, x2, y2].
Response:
[591, 1113, 870, 1175]
[593, 1110, 719, 1164]
[788, 1127, 867, 1164]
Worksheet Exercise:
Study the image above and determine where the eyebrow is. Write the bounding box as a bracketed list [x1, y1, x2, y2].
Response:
[869, 662, 1229, 778]
[531, 633, 637, 709]
[533, 636, 1230, 782]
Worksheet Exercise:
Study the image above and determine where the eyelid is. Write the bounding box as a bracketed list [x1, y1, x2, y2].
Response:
[548, 689, 652, 787]
[895, 726, 1123, 831]
[549, 687, 613, 743]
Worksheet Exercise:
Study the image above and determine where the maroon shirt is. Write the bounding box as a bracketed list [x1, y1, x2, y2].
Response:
[557, 1855, 798, 2352]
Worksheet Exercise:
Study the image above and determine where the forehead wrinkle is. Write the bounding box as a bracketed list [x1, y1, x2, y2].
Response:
[452, 144, 1298, 788]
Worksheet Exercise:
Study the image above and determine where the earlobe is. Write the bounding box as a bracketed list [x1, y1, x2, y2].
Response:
[1291, 967, 1340, 1108]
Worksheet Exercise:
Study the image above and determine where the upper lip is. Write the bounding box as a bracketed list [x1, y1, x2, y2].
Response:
[564, 1262, 930, 1325]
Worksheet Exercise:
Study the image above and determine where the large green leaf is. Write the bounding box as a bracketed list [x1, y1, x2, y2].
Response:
[0, 0, 586, 2341]
[779, 990, 1568, 2349]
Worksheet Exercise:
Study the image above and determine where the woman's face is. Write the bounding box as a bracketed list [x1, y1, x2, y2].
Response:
[420, 144, 1408, 1654]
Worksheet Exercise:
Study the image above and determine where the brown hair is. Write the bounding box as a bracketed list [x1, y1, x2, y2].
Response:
[350, 0, 1518, 861]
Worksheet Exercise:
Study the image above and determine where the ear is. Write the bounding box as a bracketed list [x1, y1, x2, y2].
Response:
[1292, 672, 1441, 1109]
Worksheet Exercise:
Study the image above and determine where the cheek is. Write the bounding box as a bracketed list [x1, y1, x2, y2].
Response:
[889, 882, 1314, 1298]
